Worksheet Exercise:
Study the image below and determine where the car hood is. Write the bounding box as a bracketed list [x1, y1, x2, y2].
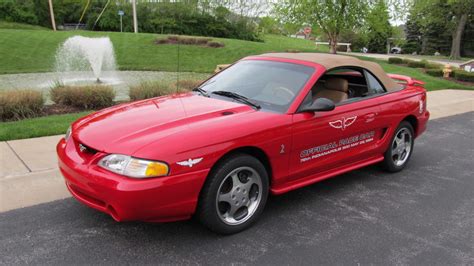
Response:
[72, 93, 255, 154]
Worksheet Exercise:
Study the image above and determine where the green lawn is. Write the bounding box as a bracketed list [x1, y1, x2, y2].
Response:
[393, 54, 473, 63]
[0, 28, 471, 90]
[0, 112, 91, 141]
[359, 56, 473, 91]
[0, 29, 325, 74]
[0, 21, 51, 31]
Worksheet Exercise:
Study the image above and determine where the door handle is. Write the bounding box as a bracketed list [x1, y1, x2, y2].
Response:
[364, 113, 376, 122]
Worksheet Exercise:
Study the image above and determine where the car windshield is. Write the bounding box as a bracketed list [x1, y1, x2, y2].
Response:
[198, 60, 314, 112]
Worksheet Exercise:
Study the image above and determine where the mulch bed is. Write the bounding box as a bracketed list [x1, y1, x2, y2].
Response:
[445, 78, 474, 86]
[155, 36, 224, 48]
[42, 104, 84, 116]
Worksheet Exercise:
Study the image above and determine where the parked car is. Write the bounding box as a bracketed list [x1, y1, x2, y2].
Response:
[390, 47, 402, 54]
[57, 53, 430, 234]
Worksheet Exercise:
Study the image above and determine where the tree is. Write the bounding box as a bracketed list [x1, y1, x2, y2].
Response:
[275, 0, 368, 54]
[448, 0, 474, 59]
[406, 0, 474, 58]
[402, 7, 423, 54]
[259, 16, 280, 34]
[366, 0, 392, 53]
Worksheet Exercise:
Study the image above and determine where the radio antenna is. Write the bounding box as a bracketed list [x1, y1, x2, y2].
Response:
[176, 40, 180, 93]
[176, 7, 182, 94]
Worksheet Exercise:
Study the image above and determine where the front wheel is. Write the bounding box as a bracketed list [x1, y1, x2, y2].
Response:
[197, 154, 269, 235]
[382, 121, 415, 172]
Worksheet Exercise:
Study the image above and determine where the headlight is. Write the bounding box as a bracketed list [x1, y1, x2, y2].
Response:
[65, 126, 72, 141]
[98, 154, 169, 178]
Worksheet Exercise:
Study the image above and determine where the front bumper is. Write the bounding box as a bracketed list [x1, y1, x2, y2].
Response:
[57, 138, 209, 222]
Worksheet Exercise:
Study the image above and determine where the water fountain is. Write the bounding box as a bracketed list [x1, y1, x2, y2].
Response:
[0, 35, 208, 102]
[54, 36, 118, 84]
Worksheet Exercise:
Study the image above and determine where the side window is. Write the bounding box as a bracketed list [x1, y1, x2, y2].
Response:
[364, 70, 385, 95]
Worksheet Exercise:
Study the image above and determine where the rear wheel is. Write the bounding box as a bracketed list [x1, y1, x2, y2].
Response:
[197, 154, 269, 234]
[382, 121, 414, 172]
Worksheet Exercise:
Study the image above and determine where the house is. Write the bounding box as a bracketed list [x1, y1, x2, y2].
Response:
[460, 60, 474, 72]
[292, 26, 312, 39]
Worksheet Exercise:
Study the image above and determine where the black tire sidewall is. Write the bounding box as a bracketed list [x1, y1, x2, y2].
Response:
[197, 153, 269, 235]
[383, 121, 415, 172]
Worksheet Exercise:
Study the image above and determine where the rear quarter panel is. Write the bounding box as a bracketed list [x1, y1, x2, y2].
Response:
[375, 85, 429, 154]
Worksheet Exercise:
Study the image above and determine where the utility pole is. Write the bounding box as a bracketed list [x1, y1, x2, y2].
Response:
[132, 0, 138, 33]
[48, 0, 57, 31]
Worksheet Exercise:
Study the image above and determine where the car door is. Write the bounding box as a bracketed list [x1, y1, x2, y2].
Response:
[329, 69, 389, 164]
[329, 97, 383, 165]
[288, 105, 347, 181]
[288, 68, 385, 182]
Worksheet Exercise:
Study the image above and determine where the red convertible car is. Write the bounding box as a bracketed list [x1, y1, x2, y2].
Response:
[57, 53, 429, 234]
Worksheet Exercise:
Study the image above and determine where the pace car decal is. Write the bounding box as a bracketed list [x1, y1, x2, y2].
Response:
[329, 116, 357, 130]
[177, 158, 203, 167]
[300, 131, 375, 163]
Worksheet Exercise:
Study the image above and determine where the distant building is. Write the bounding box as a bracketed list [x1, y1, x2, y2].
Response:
[460, 60, 474, 72]
[292, 26, 312, 40]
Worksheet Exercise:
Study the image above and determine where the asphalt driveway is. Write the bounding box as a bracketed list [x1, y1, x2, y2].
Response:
[1, 112, 473, 265]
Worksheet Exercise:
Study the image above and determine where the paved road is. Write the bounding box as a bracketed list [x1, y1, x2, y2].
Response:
[1, 112, 473, 265]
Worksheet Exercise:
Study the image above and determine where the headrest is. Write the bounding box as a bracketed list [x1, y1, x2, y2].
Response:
[325, 78, 349, 93]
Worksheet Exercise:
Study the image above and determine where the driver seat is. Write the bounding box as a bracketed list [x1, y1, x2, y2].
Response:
[313, 78, 349, 104]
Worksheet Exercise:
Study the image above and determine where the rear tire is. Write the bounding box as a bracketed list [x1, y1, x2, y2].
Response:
[382, 121, 415, 172]
[197, 153, 269, 235]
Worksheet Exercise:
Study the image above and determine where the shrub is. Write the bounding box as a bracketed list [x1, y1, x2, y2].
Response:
[420, 59, 443, 69]
[407, 60, 426, 68]
[424, 62, 444, 69]
[207, 41, 225, 48]
[156, 36, 224, 48]
[173, 79, 203, 91]
[155, 39, 168, 44]
[0, 90, 44, 121]
[50, 85, 115, 109]
[129, 81, 174, 101]
[388, 57, 403, 64]
[425, 69, 443, 77]
[167, 35, 179, 42]
[453, 70, 474, 82]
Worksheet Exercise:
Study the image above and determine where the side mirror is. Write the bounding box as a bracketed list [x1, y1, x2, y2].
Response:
[299, 98, 335, 112]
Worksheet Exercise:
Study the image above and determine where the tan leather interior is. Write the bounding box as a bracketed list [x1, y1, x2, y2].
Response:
[313, 78, 349, 103]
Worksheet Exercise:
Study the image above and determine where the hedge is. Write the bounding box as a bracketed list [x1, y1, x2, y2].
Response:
[50, 85, 115, 109]
[425, 69, 443, 77]
[407, 60, 426, 68]
[0, 90, 44, 121]
[129, 81, 174, 101]
[453, 70, 474, 82]
[388, 57, 403, 64]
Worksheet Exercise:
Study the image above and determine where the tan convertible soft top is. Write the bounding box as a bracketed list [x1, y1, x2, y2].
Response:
[257, 53, 402, 92]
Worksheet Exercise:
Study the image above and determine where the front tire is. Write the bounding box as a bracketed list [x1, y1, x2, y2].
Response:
[197, 154, 269, 235]
[382, 121, 415, 172]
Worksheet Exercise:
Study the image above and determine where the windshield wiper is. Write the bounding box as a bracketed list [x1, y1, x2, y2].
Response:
[212, 90, 261, 109]
[192, 87, 210, 97]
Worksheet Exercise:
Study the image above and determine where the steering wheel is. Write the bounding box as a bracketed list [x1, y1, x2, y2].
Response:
[272, 86, 295, 99]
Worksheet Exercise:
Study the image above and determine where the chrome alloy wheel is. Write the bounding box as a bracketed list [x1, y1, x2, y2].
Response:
[215, 166, 262, 225]
[391, 128, 413, 167]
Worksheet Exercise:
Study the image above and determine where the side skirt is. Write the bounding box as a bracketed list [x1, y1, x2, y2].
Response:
[270, 155, 384, 195]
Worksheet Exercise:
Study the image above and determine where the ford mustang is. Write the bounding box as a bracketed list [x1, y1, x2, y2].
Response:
[57, 53, 429, 234]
